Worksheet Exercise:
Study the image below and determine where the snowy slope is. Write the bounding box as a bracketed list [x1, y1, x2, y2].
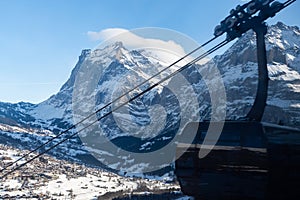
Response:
[211, 22, 300, 126]
[0, 144, 181, 200]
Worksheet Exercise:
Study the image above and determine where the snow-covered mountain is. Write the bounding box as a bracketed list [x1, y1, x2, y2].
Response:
[213, 21, 300, 125]
[0, 22, 299, 175]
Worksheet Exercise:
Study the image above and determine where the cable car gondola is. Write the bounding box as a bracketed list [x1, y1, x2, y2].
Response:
[175, 0, 300, 199]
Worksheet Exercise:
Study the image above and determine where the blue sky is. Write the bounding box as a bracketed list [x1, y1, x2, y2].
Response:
[0, 0, 299, 103]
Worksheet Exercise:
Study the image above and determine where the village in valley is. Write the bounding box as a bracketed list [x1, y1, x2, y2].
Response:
[0, 144, 181, 199]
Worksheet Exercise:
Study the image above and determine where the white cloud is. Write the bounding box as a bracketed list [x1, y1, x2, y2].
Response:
[87, 28, 188, 60]
[87, 28, 128, 41]
[86, 27, 212, 65]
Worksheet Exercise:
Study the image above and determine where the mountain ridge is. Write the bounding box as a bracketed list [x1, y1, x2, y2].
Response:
[0, 21, 299, 174]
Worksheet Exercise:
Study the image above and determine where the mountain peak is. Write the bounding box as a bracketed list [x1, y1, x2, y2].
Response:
[112, 41, 124, 49]
[86, 41, 127, 63]
[95, 41, 125, 52]
[273, 21, 289, 30]
[79, 49, 91, 61]
[216, 22, 300, 66]
[271, 21, 300, 32]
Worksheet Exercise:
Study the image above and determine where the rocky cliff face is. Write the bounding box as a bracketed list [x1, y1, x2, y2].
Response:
[213, 22, 300, 126]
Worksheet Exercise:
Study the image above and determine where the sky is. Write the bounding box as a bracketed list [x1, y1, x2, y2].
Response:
[0, 0, 299, 104]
